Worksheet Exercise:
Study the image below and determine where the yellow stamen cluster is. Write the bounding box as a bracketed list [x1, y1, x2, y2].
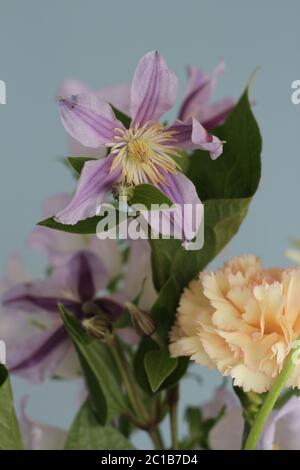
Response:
[107, 123, 180, 186]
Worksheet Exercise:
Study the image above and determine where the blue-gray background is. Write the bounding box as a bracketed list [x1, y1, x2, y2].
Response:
[0, 0, 299, 448]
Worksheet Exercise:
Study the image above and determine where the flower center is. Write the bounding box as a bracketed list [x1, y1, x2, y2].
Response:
[127, 139, 149, 164]
[107, 123, 180, 186]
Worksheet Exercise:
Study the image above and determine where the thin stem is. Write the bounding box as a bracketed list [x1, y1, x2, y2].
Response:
[244, 337, 300, 450]
[107, 335, 147, 422]
[106, 334, 164, 449]
[168, 385, 179, 450]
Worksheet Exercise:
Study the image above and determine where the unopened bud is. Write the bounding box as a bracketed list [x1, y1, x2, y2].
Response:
[82, 315, 111, 340]
[126, 302, 156, 337]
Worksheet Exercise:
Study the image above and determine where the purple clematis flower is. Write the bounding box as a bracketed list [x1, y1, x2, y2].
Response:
[178, 61, 235, 129]
[1, 250, 124, 382]
[55, 51, 223, 238]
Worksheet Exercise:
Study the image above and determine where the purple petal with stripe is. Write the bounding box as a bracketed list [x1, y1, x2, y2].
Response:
[167, 118, 223, 160]
[55, 154, 121, 225]
[7, 325, 70, 383]
[141, 171, 203, 245]
[47, 251, 108, 302]
[200, 97, 235, 129]
[178, 61, 225, 121]
[130, 51, 178, 126]
[2, 282, 80, 314]
[59, 92, 124, 148]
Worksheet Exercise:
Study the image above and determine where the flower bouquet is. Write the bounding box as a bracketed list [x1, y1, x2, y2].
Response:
[1, 50, 298, 452]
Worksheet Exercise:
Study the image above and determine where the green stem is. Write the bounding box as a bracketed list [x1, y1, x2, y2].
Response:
[168, 385, 179, 450]
[107, 335, 148, 422]
[244, 337, 300, 450]
[107, 335, 163, 449]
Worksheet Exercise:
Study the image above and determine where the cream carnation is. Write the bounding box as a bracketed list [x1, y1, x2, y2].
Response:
[169, 255, 300, 393]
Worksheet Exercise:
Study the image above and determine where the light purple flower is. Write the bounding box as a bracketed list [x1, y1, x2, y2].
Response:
[56, 51, 223, 242]
[1, 250, 124, 382]
[203, 389, 300, 450]
[258, 396, 300, 450]
[178, 61, 234, 129]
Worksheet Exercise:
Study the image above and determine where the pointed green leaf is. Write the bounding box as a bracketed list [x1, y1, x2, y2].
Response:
[60, 306, 126, 424]
[129, 184, 173, 210]
[144, 350, 178, 393]
[65, 400, 134, 450]
[133, 337, 159, 394]
[38, 215, 106, 234]
[0, 366, 23, 450]
[67, 157, 97, 177]
[110, 105, 131, 129]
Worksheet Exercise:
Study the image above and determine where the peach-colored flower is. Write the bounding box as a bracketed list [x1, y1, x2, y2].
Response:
[169, 255, 300, 393]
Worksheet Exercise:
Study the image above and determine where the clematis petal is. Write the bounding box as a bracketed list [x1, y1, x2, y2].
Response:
[88, 237, 122, 281]
[259, 397, 300, 450]
[2, 280, 80, 313]
[97, 83, 131, 116]
[199, 97, 235, 130]
[123, 240, 157, 310]
[7, 324, 70, 382]
[130, 51, 178, 126]
[178, 61, 226, 121]
[210, 408, 244, 450]
[141, 171, 203, 245]
[58, 92, 124, 148]
[202, 387, 239, 419]
[20, 396, 67, 450]
[49, 251, 108, 302]
[59, 80, 130, 157]
[167, 118, 223, 160]
[55, 155, 121, 225]
[28, 193, 83, 263]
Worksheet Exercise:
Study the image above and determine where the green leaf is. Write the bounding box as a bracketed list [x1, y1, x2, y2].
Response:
[186, 87, 261, 200]
[149, 238, 181, 291]
[171, 198, 251, 290]
[129, 184, 173, 210]
[144, 350, 178, 393]
[110, 105, 131, 129]
[133, 337, 159, 394]
[38, 206, 121, 235]
[151, 276, 181, 339]
[38, 215, 107, 235]
[60, 306, 126, 424]
[0, 366, 23, 450]
[67, 157, 97, 177]
[161, 357, 189, 390]
[65, 400, 134, 450]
